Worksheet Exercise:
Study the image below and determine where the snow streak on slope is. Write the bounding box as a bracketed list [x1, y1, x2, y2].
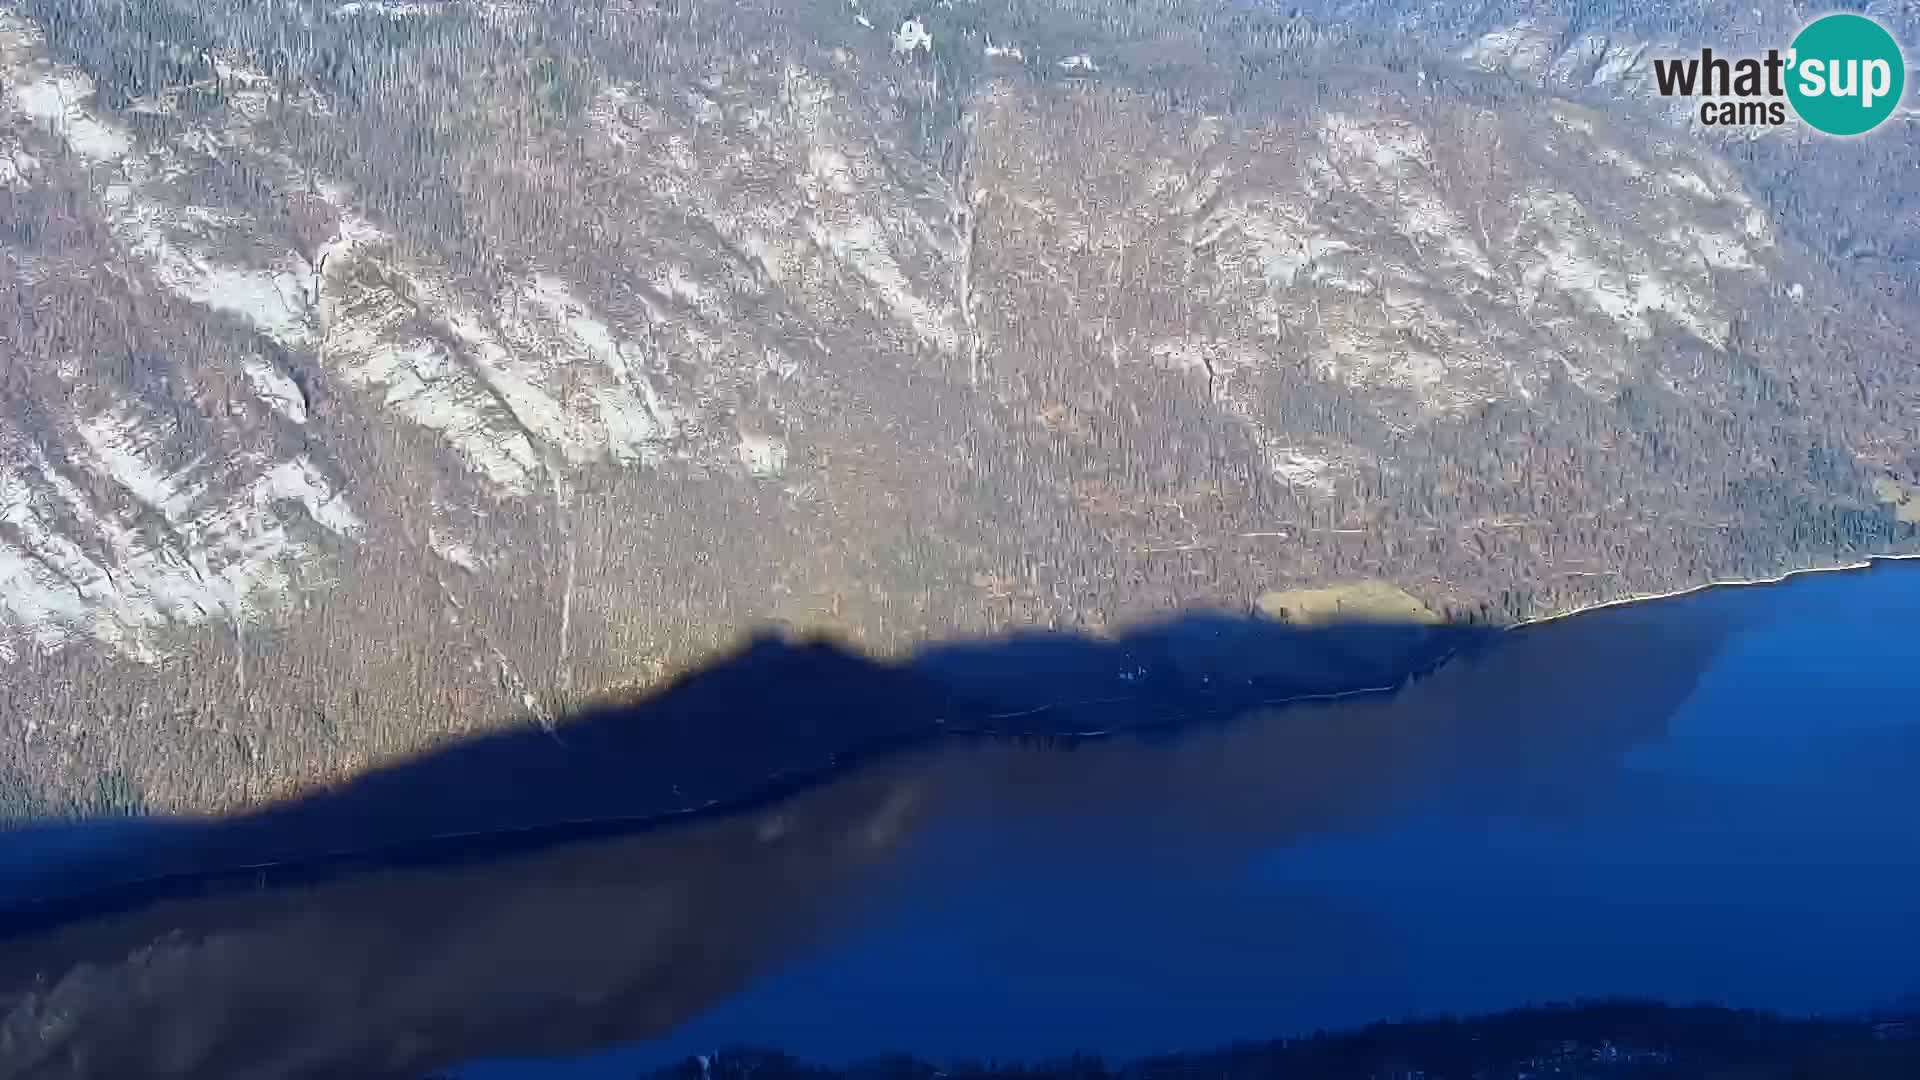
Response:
[1, 410, 360, 662]
[591, 68, 962, 357]
[6, 19, 699, 499]
[1, 28, 132, 165]
[970, 81, 1778, 493]
[0, 14, 699, 660]
[317, 244, 691, 494]
[2, 17, 366, 659]
[3, 19, 319, 412]
[1267, 108, 1769, 405]
[1255, 107, 1761, 401]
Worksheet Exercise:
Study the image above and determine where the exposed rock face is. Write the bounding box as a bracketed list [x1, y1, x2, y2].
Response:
[0, 0, 1913, 812]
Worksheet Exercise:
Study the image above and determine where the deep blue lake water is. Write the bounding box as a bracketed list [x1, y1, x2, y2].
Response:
[467, 561, 1920, 1074]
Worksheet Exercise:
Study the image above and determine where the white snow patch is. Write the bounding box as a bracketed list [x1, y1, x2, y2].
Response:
[1058, 54, 1100, 73]
[661, 264, 714, 308]
[73, 411, 205, 522]
[259, 458, 364, 538]
[0, 465, 98, 638]
[459, 274, 679, 466]
[135, 243, 316, 349]
[1394, 187, 1492, 280]
[1532, 230, 1636, 326]
[318, 243, 546, 494]
[892, 18, 933, 57]
[1220, 205, 1354, 289]
[1665, 168, 1716, 200]
[804, 147, 858, 197]
[1691, 229, 1757, 270]
[244, 360, 310, 423]
[89, 175, 320, 353]
[428, 528, 481, 571]
[736, 432, 788, 476]
[0, 142, 37, 188]
[1513, 189, 1729, 345]
[1592, 42, 1648, 86]
[316, 230, 685, 492]
[1270, 451, 1335, 493]
[1321, 112, 1429, 175]
[8, 73, 133, 160]
[805, 216, 958, 352]
[1462, 23, 1556, 77]
[0, 443, 358, 662]
[330, 330, 545, 496]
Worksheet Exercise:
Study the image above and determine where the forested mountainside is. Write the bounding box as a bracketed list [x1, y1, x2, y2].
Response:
[2, 0, 1916, 814]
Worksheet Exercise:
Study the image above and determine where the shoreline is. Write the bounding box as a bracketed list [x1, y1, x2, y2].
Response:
[5, 551, 1913, 924]
[1508, 550, 1920, 632]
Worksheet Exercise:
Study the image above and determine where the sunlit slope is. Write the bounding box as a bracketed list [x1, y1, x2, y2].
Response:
[0, 0, 1912, 813]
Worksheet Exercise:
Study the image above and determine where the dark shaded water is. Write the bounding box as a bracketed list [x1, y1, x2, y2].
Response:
[2, 562, 1916, 1079]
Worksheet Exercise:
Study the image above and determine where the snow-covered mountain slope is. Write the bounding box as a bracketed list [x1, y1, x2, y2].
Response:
[0, 0, 1912, 813]
[1447, 1, 1920, 111]
[970, 81, 1781, 471]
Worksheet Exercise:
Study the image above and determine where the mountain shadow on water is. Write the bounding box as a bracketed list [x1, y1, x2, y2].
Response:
[0, 608, 1495, 917]
[0, 589, 1763, 1079]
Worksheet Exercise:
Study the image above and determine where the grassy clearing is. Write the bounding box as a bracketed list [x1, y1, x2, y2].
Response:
[1255, 581, 1440, 625]
[1873, 476, 1920, 525]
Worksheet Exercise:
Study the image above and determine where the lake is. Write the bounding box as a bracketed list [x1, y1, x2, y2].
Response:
[488, 561, 1920, 1074]
[2, 560, 1916, 1078]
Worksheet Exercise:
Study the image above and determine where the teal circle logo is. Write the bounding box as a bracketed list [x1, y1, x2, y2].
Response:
[1786, 13, 1905, 136]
